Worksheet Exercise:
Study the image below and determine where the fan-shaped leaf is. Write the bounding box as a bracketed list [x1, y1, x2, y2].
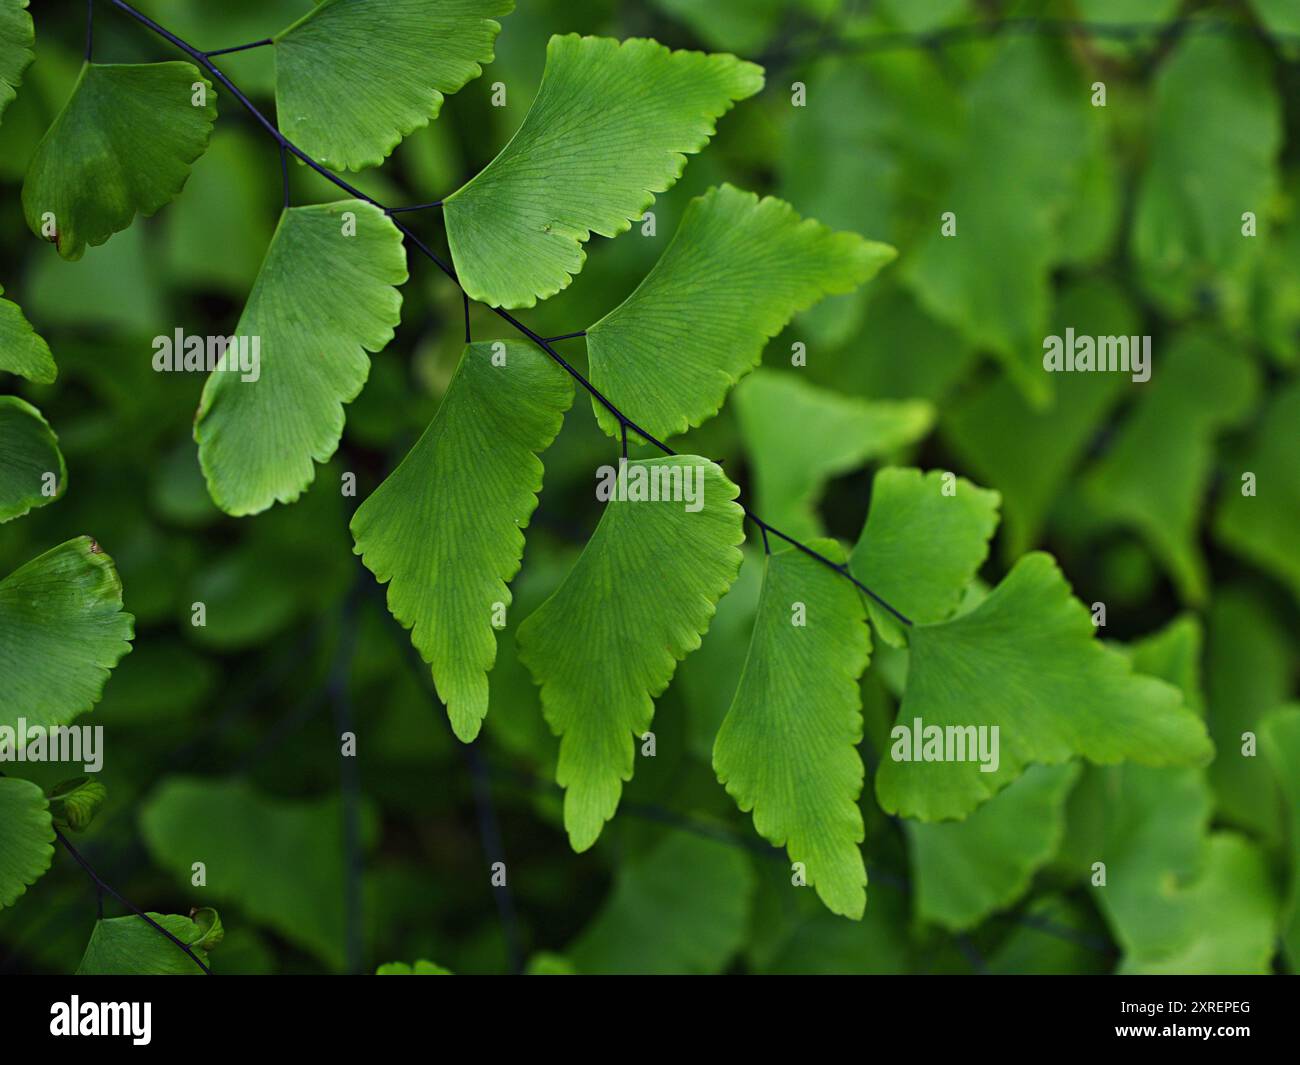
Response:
[140, 775, 377, 971]
[352, 341, 573, 742]
[713, 540, 872, 918]
[908, 763, 1080, 931]
[0, 537, 134, 735]
[443, 34, 764, 308]
[875, 552, 1212, 821]
[849, 467, 999, 646]
[0, 395, 64, 522]
[734, 370, 933, 540]
[0, 777, 53, 909]
[76, 912, 217, 975]
[22, 62, 217, 260]
[0, 283, 55, 383]
[0, 0, 34, 123]
[586, 184, 894, 440]
[517, 457, 744, 850]
[273, 0, 513, 170]
[195, 200, 407, 516]
[568, 831, 754, 974]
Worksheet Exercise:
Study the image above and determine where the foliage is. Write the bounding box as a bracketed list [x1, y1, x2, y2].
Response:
[0, 0, 1295, 977]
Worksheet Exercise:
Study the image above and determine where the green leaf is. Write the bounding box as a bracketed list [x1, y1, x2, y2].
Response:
[0, 537, 134, 735]
[47, 776, 107, 831]
[849, 467, 1000, 645]
[1117, 833, 1279, 975]
[195, 200, 407, 516]
[713, 540, 871, 918]
[76, 912, 215, 975]
[273, 0, 512, 170]
[22, 62, 217, 260]
[904, 36, 1091, 404]
[1082, 328, 1257, 603]
[517, 457, 744, 850]
[734, 370, 933, 540]
[568, 831, 754, 974]
[875, 552, 1212, 821]
[586, 183, 894, 440]
[443, 34, 764, 308]
[0, 777, 53, 909]
[1252, 0, 1300, 36]
[0, 0, 34, 123]
[1132, 31, 1282, 320]
[0, 395, 65, 522]
[907, 763, 1080, 932]
[139, 775, 376, 971]
[1261, 705, 1300, 972]
[1214, 380, 1300, 607]
[352, 341, 573, 742]
[376, 959, 453, 975]
[0, 282, 56, 383]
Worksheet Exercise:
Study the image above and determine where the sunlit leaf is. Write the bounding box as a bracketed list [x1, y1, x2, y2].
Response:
[195, 200, 407, 516]
[875, 552, 1212, 821]
[517, 457, 744, 850]
[849, 467, 999, 645]
[352, 341, 572, 741]
[443, 34, 763, 308]
[714, 541, 871, 918]
[586, 183, 894, 440]
[273, 0, 513, 170]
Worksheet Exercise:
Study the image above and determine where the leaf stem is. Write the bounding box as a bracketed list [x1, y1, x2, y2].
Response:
[104, 0, 914, 628]
[54, 828, 212, 975]
[204, 38, 274, 59]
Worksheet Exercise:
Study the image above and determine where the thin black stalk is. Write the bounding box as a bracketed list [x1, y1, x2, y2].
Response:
[204, 38, 273, 59]
[386, 201, 444, 214]
[85, 1, 94, 61]
[105, 0, 915, 635]
[55, 829, 212, 974]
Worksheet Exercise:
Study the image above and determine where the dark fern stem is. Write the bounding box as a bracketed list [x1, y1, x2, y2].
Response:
[55, 829, 212, 975]
[104, 0, 916, 630]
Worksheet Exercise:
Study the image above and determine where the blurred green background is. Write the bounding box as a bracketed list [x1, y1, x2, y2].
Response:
[1, 0, 1298, 974]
